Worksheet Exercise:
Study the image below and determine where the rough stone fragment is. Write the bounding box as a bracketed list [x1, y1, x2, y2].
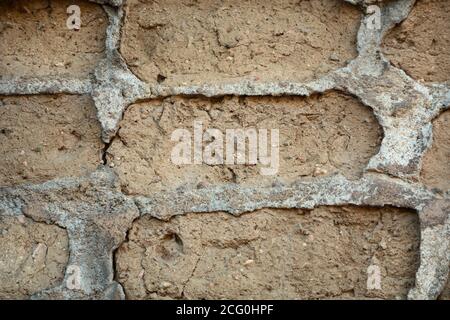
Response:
[0, 215, 69, 299]
[116, 206, 420, 299]
[121, 0, 360, 86]
[0, 0, 108, 79]
[0, 95, 104, 187]
[107, 93, 382, 195]
[421, 110, 450, 191]
[383, 0, 450, 83]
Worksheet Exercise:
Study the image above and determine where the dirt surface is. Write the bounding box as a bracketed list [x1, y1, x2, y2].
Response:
[421, 110, 450, 191]
[121, 0, 361, 86]
[0, 95, 104, 187]
[0, 215, 69, 299]
[0, 0, 107, 79]
[107, 93, 382, 195]
[116, 206, 419, 300]
[382, 0, 450, 83]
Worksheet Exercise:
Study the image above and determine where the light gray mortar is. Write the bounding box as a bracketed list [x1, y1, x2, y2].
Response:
[115, 0, 443, 181]
[345, 0, 387, 5]
[148, 75, 337, 98]
[133, 173, 437, 220]
[0, 77, 92, 95]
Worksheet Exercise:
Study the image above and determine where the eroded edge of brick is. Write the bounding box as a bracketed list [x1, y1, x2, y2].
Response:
[0, 78, 92, 95]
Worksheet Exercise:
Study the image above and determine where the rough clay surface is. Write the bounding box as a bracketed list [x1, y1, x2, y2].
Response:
[108, 93, 381, 195]
[421, 110, 450, 191]
[0, 215, 69, 299]
[0, 0, 449, 300]
[382, 0, 450, 83]
[116, 206, 419, 300]
[121, 0, 360, 86]
[0, 95, 104, 187]
[0, 168, 139, 300]
[0, 0, 108, 80]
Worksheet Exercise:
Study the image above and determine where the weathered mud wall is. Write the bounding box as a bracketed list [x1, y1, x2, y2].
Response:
[0, 0, 449, 300]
